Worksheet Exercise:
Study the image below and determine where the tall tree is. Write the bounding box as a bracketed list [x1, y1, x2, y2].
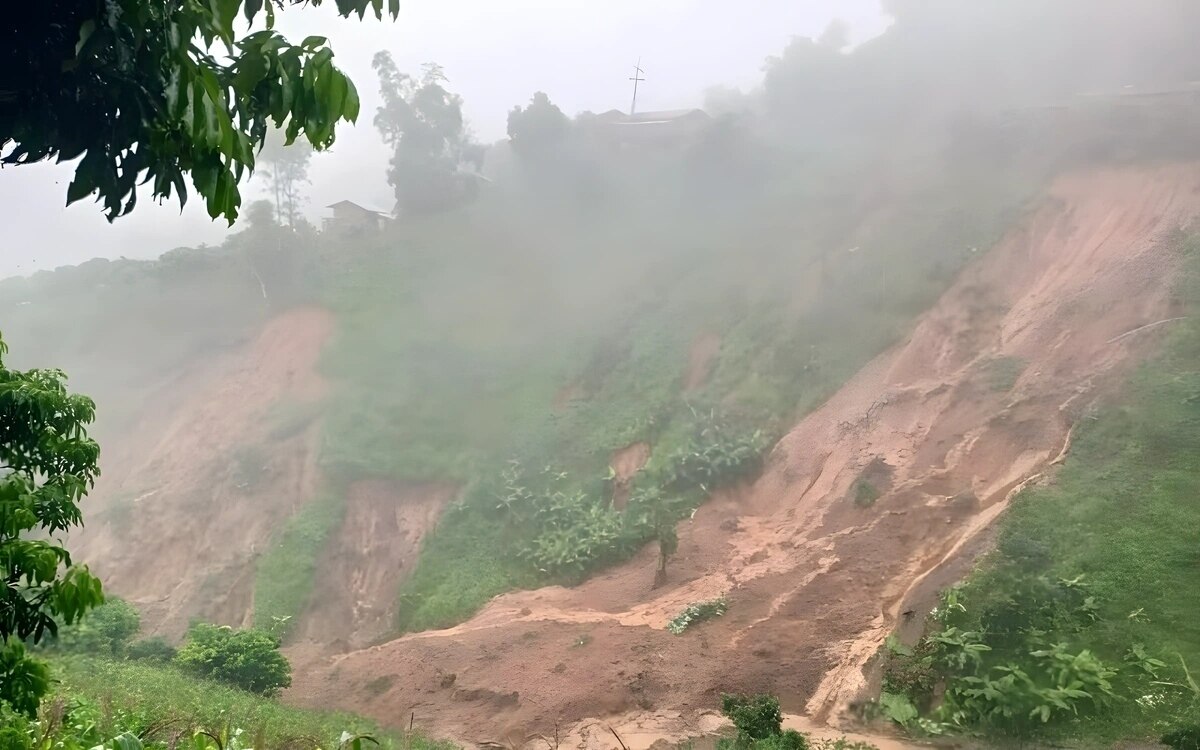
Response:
[507, 92, 571, 159]
[259, 132, 313, 228]
[0, 0, 397, 225]
[0, 333, 103, 716]
[373, 54, 484, 215]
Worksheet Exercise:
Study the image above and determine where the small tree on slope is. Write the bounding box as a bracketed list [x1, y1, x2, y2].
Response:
[0, 332, 104, 716]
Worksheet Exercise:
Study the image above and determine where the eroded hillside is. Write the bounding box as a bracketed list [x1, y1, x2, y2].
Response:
[278, 164, 1200, 744]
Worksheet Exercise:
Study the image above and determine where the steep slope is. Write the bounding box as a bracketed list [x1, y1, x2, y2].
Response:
[287, 164, 1200, 745]
[74, 307, 334, 636]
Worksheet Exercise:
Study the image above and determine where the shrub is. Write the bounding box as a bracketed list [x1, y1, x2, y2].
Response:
[127, 637, 177, 663]
[174, 623, 291, 695]
[1163, 725, 1200, 750]
[852, 480, 879, 508]
[667, 597, 728, 634]
[50, 598, 141, 657]
[752, 730, 808, 750]
[721, 693, 784, 742]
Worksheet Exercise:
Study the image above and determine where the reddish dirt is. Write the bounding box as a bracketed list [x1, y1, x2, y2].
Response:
[73, 307, 335, 637]
[293, 481, 460, 649]
[609, 442, 651, 510]
[684, 333, 721, 392]
[554, 382, 585, 411]
[287, 165, 1200, 747]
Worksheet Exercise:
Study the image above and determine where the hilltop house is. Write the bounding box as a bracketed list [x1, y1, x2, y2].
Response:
[586, 108, 712, 148]
[323, 200, 389, 234]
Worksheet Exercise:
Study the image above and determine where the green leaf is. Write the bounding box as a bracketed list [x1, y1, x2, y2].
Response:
[343, 77, 360, 121]
[75, 19, 96, 57]
[244, 0, 264, 23]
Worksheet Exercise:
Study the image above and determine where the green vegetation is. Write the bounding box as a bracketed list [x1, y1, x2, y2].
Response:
[980, 355, 1026, 392]
[4, 1, 396, 222]
[884, 237, 1200, 743]
[252, 491, 345, 634]
[8, 656, 446, 750]
[47, 598, 140, 657]
[174, 623, 291, 696]
[718, 694, 807, 750]
[852, 480, 880, 508]
[668, 597, 730, 635]
[0, 332, 104, 716]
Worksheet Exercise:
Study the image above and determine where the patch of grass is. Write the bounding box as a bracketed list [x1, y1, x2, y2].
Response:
[668, 597, 729, 635]
[44, 656, 450, 750]
[892, 239, 1200, 743]
[266, 397, 325, 440]
[852, 480, 880, 508]
[253, 491, 346, 636]
[980, 355, 1026, 392]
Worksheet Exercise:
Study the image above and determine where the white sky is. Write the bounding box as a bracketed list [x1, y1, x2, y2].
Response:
[0, 1, 888, 279]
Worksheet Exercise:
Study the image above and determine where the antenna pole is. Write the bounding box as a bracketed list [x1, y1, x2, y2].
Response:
[629, 58, 645, 115]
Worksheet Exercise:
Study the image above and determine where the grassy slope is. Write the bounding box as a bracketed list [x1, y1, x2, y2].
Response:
[894, 237, 1200, 743]
[301, 156, 1042, 633]
[43, 656, 452, 750]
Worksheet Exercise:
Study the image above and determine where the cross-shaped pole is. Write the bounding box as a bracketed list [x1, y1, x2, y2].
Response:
[629, 59, 645, 116]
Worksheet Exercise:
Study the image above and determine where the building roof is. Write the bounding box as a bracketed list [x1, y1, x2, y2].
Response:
[325, 200, 389, 215]
[592, 108, 710, 125]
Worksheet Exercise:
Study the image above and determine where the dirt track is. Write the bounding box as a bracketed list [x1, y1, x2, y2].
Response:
[286, 165, 1200, 746]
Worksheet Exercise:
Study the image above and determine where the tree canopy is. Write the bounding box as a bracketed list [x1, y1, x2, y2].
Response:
[507, 92, 571, 159]
[0, 0, 397, 224]
[373, 54, 484, 215]
[0, 332, 104, 715]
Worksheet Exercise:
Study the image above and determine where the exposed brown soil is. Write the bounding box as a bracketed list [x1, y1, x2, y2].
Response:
[684, 333, 721, 392]
[293, 481, 460, 649]
[554, 382, 585, 411]
[74, 306, 334, 637]
[610, 442, 651, 510]
[287, 165, 1200, 746]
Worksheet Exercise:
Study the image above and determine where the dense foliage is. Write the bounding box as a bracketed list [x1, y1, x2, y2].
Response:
[0, 0, 396, 222]
[174, 623, 291, 695]
[0, 332, 103, 715]
[883, 238, 1200, 743]
[719, 694, 807, 750]
[48, 597, 140, 657]
[373, 56, 483, 215]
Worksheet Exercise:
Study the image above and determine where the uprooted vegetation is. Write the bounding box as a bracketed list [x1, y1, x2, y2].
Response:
[881, 237, 1200, 744]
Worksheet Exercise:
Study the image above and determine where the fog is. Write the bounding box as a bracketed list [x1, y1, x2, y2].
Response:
[0, 0, 888, 278]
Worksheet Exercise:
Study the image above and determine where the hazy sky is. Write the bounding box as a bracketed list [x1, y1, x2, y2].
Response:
[0, 1, 888, 279]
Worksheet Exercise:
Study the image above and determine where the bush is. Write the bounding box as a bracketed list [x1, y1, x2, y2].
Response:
[667, 597, 728, 635]
[1164, 725, 1200, 750]
[852, 480, 879, 508]
[722, 693, 784, 742]
[127, 637, 177, 663]
[50, 598, 140, 657]
[174, 623, 291, 695]
[754, 730, 808, 750]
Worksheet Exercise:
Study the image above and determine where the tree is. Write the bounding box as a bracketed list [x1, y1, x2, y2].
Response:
[373, 54, 484, 215]
[50, 597, 140, 656]
[507, 92, 571, 159]
[259, 131, 313, 228]
[0, 333, 104, 715]
[0, 0, 398, 225]
[174, 622, 292, 695]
